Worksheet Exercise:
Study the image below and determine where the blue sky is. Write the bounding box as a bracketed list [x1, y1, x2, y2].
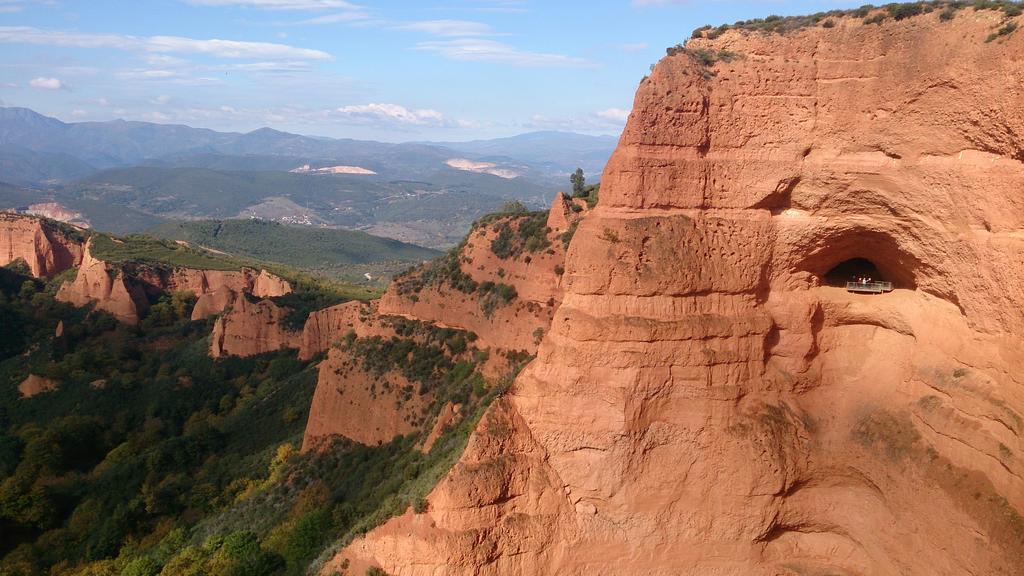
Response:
[0, 0, 865, 141]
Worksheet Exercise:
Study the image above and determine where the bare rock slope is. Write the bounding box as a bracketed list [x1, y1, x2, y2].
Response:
[334, 9, 1024, 576]
[0, 213, 83, 277]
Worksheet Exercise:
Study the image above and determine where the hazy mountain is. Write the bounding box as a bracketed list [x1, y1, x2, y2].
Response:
[0, 108, 616, 245]
[426, 130, 619, 178]
[0, 145, 96, 185]
[0, 108, 614, 182]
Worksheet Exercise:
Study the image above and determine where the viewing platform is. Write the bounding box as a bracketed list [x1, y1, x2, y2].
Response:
[846, 281, 893, 294]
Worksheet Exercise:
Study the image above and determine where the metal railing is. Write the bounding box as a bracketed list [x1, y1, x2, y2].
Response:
[845, 281, 893, 293]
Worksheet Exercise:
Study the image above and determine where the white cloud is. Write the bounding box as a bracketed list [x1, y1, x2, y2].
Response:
[616, 42, 649, 52]
[71, 108, 87, 117]
[184, 0, 359, 9]
[29, 76, 63, 89]
[287, 10, 370, 25]
[334, 103, 446, 125]
[0, 26, 331, 60]
[396, 20, 494, 37]
[415, 38, 590, 68]
[524, 108, 631, 132]
[147, 36, 330, 59]
[595, 108, 630, 122]
[145, 54, 190, 67]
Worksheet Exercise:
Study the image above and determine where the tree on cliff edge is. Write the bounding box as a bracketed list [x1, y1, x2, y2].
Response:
[570, 168, 585, 196]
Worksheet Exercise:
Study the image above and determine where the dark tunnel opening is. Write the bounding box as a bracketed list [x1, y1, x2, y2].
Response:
[825, 258, 883, 286]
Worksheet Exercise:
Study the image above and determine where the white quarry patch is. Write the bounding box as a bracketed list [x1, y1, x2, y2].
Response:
[290, 164, 377, 175]
[445, 158, 519, 179]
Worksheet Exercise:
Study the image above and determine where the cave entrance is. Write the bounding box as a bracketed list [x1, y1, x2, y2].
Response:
[825, 258, 893, 293]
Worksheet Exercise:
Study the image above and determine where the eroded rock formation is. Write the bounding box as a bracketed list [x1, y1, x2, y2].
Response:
[0, 213, 83, 277]
[333, 9, 1024, 576]
[53, 236, 292, 325]
[297, 199, 586, 450]
[209, 295, 297, 358]
[56, 240, 145, 324]
[380, 195, 585, 355]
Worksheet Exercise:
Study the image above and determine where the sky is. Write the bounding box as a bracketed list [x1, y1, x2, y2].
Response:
[0, 0, 866, 141]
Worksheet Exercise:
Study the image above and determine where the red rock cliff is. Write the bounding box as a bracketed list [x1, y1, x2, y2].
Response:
[56, 240, 144, 324]
[378, 196, 585, 355]
[0, 213, 83, 277]
[333, 9, 1024, 576]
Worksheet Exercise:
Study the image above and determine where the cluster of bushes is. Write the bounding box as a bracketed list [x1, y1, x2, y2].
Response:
[385, 317, 477, 356]
[392, 242, 476, 298]
[665, 46, 743, 77]
[489, 211, 551, 261]
[688, 1, 1023, 39]
[341, 331, 486, 409]
[573, 183, 599, 210]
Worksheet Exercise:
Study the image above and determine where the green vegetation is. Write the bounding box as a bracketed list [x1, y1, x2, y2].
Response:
[147, 220, 439, 283]
[570, 168, 586, 196]
[0, 256, 503, 576]
[270, 274, 379, 331]
[573, 183, 599, 209]
[687, 1, 1024, 39]
[987, 19, 1019, 40]
[90, 234, 248, 272]
[340, 320, 488, 418]
[489, 211, 551, 260]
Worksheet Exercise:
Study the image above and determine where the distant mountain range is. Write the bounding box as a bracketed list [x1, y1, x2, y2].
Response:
[0, 107, 615, 184]
[0, 107, 616, 247]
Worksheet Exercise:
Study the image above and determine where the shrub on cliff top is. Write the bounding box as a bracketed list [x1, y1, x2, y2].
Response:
[686, 1, 1024, 40]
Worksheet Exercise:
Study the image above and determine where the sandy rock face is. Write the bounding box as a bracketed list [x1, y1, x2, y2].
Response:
[0, 213, 83, 277]
[302, 346, 424, 449]
[209, 295, 297, 358]
[335, 11, 1024, 576]
[57, 240, 144, 324]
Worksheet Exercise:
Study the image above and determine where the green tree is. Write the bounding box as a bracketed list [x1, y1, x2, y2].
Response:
[570, 168, 585, 196]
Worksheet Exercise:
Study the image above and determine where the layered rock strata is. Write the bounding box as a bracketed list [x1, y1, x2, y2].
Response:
[332, 9, 1024, 576]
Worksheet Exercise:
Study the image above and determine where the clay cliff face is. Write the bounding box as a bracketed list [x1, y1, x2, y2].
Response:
[334, 10, 1024, 576]
[0, 213, 83, 278]
[209, 295, 297, 358]
[379, 195, 585, 355]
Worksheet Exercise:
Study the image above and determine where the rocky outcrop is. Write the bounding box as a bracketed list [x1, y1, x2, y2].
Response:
[333, 9, 1024, 575]
[18, 374, 59, 398]
[421, 402, 461, 453]
[302, 346, 425, 449]
[53, 236, 292, 325]
[133, 266, 292, 320]
[57, 240, 144, 324]
[252, 269, 291, 298]
[209, 295, 297, 358]
[0, 213, 83, 277]
[379, 195, 585, 356]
